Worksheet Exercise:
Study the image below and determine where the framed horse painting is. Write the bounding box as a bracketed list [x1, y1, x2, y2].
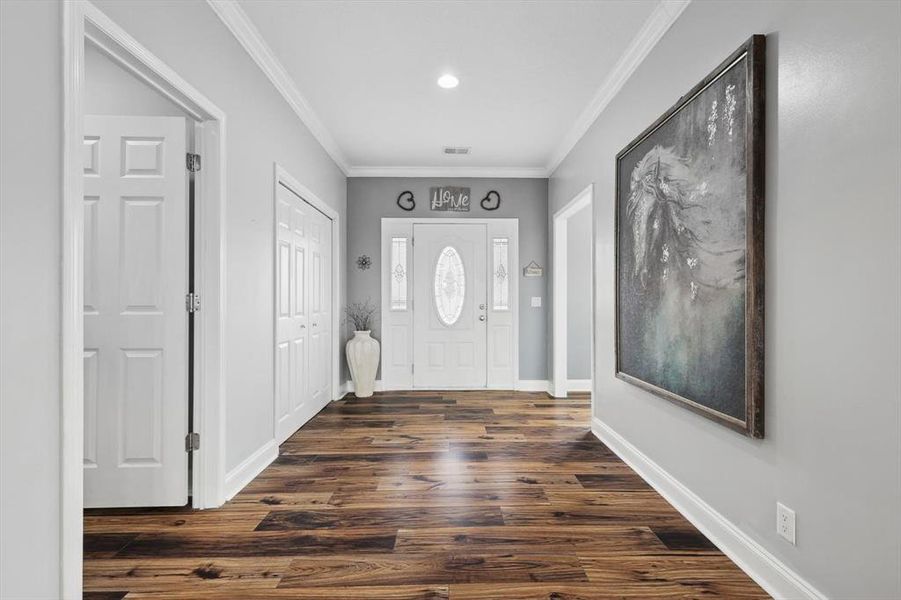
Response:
[615, 35, 765, 437]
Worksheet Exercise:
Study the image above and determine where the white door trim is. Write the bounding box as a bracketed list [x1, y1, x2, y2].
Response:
[274, 164, 341, 410]
[380, 217, 519, 390]
[63, 1, 228, 596]
[552, 184, 594, 399]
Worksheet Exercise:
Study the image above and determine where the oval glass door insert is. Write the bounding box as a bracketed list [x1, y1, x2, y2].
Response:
[434, 246, 465, 326]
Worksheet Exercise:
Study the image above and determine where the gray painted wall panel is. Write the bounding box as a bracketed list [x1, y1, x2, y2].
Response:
[347, 177, 548, 380]
[567, 204, 592, 379]
[85, 44, 187, 118]
[0, 2, 63, 597]
[548, 1, 901, 597]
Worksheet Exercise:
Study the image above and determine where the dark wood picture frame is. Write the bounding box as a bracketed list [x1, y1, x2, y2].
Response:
[614, 35, 765, 438]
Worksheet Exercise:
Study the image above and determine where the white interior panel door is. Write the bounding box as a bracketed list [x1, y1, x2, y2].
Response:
[309, 207, 332, 409]
[413, 223, 487, 388]
[83, 115, 188, 508]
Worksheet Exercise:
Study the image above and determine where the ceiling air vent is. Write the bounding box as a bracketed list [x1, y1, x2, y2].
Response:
[443, 146, 471, 155]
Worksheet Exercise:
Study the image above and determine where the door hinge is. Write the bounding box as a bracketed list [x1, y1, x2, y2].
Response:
[185, 432, 200, 452]
[185, 292, 201, 313]
[186, 153, 201, 173]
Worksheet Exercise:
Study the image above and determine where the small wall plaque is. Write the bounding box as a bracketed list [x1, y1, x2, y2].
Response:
[430, 187, 470, 212]
[523, 260, 543, 277]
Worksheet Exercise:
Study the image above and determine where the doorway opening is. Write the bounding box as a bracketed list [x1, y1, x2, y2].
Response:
[552, 183, 594, 399]
[83, 20, 208, 510]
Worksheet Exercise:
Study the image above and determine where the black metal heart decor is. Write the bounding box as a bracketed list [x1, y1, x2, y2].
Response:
[396, 190, 415, 211]
[480, 190, 501, 211]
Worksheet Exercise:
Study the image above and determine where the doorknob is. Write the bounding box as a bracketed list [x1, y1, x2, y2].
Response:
[479, 315, 486, 321]
[300, 324, 306, 329]
[479, 303, 486, 310]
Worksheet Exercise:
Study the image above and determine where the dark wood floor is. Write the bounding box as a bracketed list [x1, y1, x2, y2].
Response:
[84, 391, 767, 599]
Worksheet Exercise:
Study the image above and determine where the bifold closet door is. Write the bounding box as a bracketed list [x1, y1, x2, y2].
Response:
[308, 208, 332, 410]
[275, 184, 332, 443]
[275, 184, 311, 443]
[83, 115, 189, 508]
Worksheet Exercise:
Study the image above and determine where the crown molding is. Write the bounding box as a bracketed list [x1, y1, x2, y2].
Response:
[545, 0, 691, 175]
[346, 165, 550, 179]
[206, 0, 351, 175]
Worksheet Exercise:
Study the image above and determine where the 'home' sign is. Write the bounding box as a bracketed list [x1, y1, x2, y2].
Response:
[430, 187, 471, 212]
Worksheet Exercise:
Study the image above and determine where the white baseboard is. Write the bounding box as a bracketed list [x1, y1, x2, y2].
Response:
[343, 379, 385, 395]
[546, 380, 592, 396]
[344, 379, 559, 395]
[567, 379, 592, 392]
[516, 379, 552, 393]
[223, 439, 278, 501]
[591, 417, 827, 600]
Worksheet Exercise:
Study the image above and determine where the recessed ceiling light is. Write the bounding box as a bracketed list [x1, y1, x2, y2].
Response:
[437, 74, 459, 89]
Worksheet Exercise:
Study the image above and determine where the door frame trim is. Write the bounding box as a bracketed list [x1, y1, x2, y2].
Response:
[552, 183, 594, 399]
[63, 2, 228, 595]
[273, 164, 342, 429]
[380, 217, 520, 390]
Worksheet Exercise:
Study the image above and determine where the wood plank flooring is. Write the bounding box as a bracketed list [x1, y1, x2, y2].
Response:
[84, 390, 768, 599]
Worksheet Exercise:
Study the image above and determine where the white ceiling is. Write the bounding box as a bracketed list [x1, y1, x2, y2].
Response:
[228, 0, 685, 176]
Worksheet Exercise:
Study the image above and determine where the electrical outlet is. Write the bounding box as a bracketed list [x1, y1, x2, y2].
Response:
[776, 502, 796, 545]
[531, 296, 542, 308]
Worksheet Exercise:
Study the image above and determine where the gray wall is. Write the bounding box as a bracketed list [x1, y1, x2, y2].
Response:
[566, 204, 592, 380]
[548, 1, 901, 598]
[1, 2, 63, 597]
[347, 177, 548, 381]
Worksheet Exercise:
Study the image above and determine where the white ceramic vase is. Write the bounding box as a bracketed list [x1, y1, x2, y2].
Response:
[346, 330, 380, 398]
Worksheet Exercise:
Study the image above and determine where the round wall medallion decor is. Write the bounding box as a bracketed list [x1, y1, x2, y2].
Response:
[356, 255, 372, 270]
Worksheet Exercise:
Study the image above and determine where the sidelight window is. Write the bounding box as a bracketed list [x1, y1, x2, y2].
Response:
[492, 238, 509, 310]
[390, 237, 408, 310]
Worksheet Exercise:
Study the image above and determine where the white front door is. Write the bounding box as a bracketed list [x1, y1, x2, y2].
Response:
[413, 223, 487, 388]
[275, 184, 332, 444]
[83, 115, 188, 508]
